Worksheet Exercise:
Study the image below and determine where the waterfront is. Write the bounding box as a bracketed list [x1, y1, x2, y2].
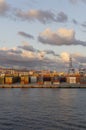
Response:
[0, 83, 86, 88]
[0, 88, 86, 130]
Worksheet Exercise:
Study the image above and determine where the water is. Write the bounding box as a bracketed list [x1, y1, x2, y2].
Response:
[0, 88, 86, 130]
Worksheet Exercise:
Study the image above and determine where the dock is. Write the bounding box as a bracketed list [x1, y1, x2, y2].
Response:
[0, 83, 86, 88]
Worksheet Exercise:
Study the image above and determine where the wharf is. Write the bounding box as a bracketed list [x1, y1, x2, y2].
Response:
[0, 83, 86, 88]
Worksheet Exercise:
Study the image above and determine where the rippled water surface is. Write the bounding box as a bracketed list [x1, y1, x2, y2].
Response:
[0, 88, 86, 130]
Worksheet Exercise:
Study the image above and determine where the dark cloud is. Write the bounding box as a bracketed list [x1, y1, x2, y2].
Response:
[15, 9, 55, 24]
[9, 49, 22, 54]
[18, 44, 60, 57]
[72, 19, 78, 25]
[44, 50, 59, 57]
[14, 9, 68, 24]
[18, 45, 35, 52]
[38, 28, 86, 46]
[18, 31, 34, 39]
[56, 12, 68, 23]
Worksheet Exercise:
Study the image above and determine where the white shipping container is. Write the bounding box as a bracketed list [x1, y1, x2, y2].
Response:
[67, 77, 76, 84]
[53, 82, 60, 85]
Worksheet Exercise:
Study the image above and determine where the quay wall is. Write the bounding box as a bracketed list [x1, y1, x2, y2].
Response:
[0, 83, 86, 88]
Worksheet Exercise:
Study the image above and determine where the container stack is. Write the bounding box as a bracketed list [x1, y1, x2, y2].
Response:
[67, 76, 76, 84]
[5, 76, 14, 84]
[43, 76, 52, 85]
[37, 76, 43, 85]
[59, 76, 66, 83]
[80, 76, 86, 84]
[5, 76, 19, 84]
[0, 77, 5, 84]
[52, 76, 60, 85]
[20, 75, 29, 84]
[29, 76, 37, 84]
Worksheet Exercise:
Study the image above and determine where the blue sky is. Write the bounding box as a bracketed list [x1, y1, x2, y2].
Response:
[0, 0, 86, 71]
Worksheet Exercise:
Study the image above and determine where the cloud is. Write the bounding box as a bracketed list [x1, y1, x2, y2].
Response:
[81, 21, 86, 27]
[18, 44, 35, 52]
[72, 19, 78, 25]
[60, 52, 86, 70]
[18, 31, 34, 39]
[73, 53, 86, 64]
[0, 47, 85, 71]
[38, 28, 86, 46]
[60, 52, 70, 62]
[14, 9, 68, 24]
[56, 12, 68, 23]
[69, 0, 86, 4]
[44, 50, 59, 57]
[15, 9, 55, 24]
[0, 47, 61, 70]
[18, 43, 59, 58]
[0, 0, 10, 15]
[9, 48, 22, 54]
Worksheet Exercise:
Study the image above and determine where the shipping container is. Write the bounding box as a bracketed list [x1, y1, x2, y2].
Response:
[52, 76, 60, 84]
[53, 82, 60, 85]
[80, 76, 86, 84]
[43, 76, 52, 85]
[5, 76, 13, 84]
[5, 76, 20, 84]
[29, 76, 37, 83]
[67, 77, 76, 84]
[76, 76, 80, 84]
[20, 76, 29, 84]
[43, 76, 51, 81]
[37, 76, 43, 84]
[59, 76, 66, 83]
[44, 81, 52, 85]
[0, 77, 5, 84]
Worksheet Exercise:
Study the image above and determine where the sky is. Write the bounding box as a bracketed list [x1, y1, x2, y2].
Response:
[0, 0, 86, 71]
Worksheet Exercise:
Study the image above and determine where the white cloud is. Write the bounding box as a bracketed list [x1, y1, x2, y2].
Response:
[38, 28, 86, 46]
[60, 52, 70, 62]
[57, 28, 74, 40]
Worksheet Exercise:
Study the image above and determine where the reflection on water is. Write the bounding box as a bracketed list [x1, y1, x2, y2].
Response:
[0, 88, 86, 130]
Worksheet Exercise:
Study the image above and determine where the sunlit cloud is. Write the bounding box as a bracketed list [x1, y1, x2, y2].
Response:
[38, 28, 86, 46]
[60, 52, 70, 62]
[0, 0, 10, 15]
